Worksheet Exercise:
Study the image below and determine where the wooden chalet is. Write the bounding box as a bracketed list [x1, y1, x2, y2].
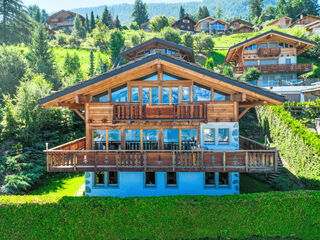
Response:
[46, 10, 85, 31]
[39, 40, 285, 197]
[290, 15, 320, 28]
[171, 16, 196, 33]
[209, 19, 230, 34]
[195, 16, 215, 33]
[267, 17, 292, 29]
[225, 30, 315, 87]
[230, 19, 254, 33]
[141, 21, 151, 32]
[305, 21, 320, 36]
[120, 38, 195, 63]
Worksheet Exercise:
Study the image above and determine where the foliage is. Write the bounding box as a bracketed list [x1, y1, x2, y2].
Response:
[89, 51, 95, 77]
[63, 52, 81, 77]
[0, 45, 28, 97]
[179, 6, 186, 19]
[205, 57, 215, 70]
[195, 35, 215, 54]
[214, 4, 223, 19]
[272, 0, 319, 20]
[108, 29, 125, 61]
[242, 67, 261, 82]
[114, 16, 121, 29]
[54, 30, 68, 47]
[0, 191, 320, 239]
[162, 27, 181, 44]
[222, 65, 234, 77]
[27, 4, 47, 23]
[72, 14, 86, 39]
[92, 19, 108, 51]
[248, 0, 263, 23]
[150, 15, 169, 32]
[90, 11, 95, 31]
[101, 7, 114, 29]
[197, 6, 210, 20]
[68, 32, 81, 49]
[183, 32, 193, 48]
[131, 0, 149, 26]
[129, 21, 140, 30]
[257, 106, 320, 189]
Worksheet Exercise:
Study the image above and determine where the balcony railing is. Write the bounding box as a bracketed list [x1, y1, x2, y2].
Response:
[233, 63, 313, 74]
[257, 48, 281, 57]
[113, 103, 207, 121]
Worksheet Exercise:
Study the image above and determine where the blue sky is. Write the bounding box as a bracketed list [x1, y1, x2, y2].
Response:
[22, 0, 202, 12]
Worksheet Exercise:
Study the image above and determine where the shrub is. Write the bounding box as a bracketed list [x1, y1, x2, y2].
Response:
[129, 21, 139, 30]
[242, 67, 261, 82]
[205, 57, 214, 70]
[183, 32, 194, 48]
[223, 65, 234, 77]
[150, 15, 169, 32]
[162, 27, 181, 44]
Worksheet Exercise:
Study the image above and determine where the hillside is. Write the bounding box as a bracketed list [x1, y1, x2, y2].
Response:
[72, 0, 277, 24]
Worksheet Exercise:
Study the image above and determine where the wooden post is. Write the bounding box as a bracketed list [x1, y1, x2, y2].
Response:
[275, 151, 278, 172]
[245, 152, 248, 172]
[172, 152, 176, 172]
[73, 153, 77, 171]
[223, 151, 226, 172]
[144, 152, 147, 172]
[179, 129, 182, 150]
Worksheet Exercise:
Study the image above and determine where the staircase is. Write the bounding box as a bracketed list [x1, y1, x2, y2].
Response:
[266, 156, 284, 184]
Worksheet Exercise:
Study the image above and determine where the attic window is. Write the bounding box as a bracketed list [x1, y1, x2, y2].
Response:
[136, 73, 158, 81]
[92, 91, 108, 102]
[111, 84, 127, 102]
[162, 72, 184, 81]
[214, 90, 231, 101]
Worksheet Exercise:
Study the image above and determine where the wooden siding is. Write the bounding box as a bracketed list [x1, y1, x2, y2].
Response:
[233, 63, 313, 74]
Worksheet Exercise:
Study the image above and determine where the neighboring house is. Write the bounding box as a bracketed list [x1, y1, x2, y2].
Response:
[230, 19, 254, 33]
[225, 30, 315, 102]
[305, 21, 320, 36]
[290, 15, 320, 28]
[171, 16, 196, 33]
[120, 38, 195, 63]
[303, 82, 320, 99]
[46, 10, 85, 31]
[195, 16, 216, 32]
[267, 17, 292, 29]
[39, 39, 284, 197]
[209, 19, 230, 34]
[141, 22, 151, 32]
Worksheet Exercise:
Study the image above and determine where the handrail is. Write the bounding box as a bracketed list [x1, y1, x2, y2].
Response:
[49, 137, 86, 151]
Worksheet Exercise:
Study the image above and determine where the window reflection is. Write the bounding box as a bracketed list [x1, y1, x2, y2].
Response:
[93, 130, 106, 150]
[194, 83, 211, 101]
[204, 128, 215, 143]
[131, 88, 139, 102]
[143, 129, 158, 150]
[164, 129, 179, 150]
[182, 87, 190, 101]
[108, 130, 121, 150]
[172, 87, 179, 104]
[142, 88, 150, 104]
[218, 129, 229, 143]
[92, 91, 108, 102]
[162, 88, 170, 104]
[111, 85, 127, 102]
[214, 90, 230, 101]
[151, 88, 159, 104]
[125, 129, 141, 150]
[181, 129, 197, 150]
[162, 73, 181, 81]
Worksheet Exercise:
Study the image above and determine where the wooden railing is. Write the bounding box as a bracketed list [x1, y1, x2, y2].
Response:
[113, 103, 207, 121]
[239, 136, 274, 150]
[46, 149, 278, 173]
[233, 63, 313, 74]
[258, 48, 281, 57]
[49, 137, 86, 151]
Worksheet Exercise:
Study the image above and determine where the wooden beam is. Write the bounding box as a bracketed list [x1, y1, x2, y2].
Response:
[232, 93, 246, 102]
[73, 109, 85, 121]
[75, 94, 91, 104]
[239, 107, 252, 120]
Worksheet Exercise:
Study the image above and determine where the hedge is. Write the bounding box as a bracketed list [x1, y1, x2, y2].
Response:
[0, 191, 320, 239]
[257, 106, 320, 189]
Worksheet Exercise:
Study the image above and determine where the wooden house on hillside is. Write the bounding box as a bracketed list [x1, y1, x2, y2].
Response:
[195, 16, 215, 32]
[171, 16, 196, 33]
[39, 39, 284, 197]
[230, 19, 254, 33]
[141, 22, 151, 32]
[290, 15, 320, 28]
[267, 17, 292, 29]
[46, 10, 85, 31]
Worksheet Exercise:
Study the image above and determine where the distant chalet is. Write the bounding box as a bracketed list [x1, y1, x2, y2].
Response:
[171, 16, 196, 33]
[46, 10, 85, 31]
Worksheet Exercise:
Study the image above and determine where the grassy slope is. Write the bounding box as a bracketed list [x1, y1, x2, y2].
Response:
[0, 191, 319, 239]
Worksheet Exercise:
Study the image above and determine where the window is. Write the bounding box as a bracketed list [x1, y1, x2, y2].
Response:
[214, 90, 230, 101]
[171, 87, 179, 104]
[260, 59, 277, 65]
[93, 130, 106, 150]
[218, 129, 229, 143]
[151, 88, 159, 104]
[167, 49, 177, 55]
[111, 85, 127, 102]
[269, 42, 277, 48]
[95, 172, 105, 185]
[164, 129, 179, 150]
[143, 129, 158, 150]
[244, 60, 258, 66]
[181, 129, 197, 150]
[162, 72, 182, 80]
[279, 43, 284, 48]
[162, 87, 170, 104]
[193, 83, 211, 101]
[125, 129, 141, 150]
[182, 87, 190, 101]
[138, 73, 158, 81]
[204, 128, 215, 143]
[205, 172, 216, 186]
[92, 91, 108, 102]
[142, 88, 150, 104]
[219, 173, 229, 186]
[285, 58, 292, 65]
[145, 172, 156, 186]
[108, 130, 121, 150]
[131, 88, 139, 102]
[108, 171, 118, 185]
[259, 43, 268, 49]
[167, 172, 177, 186]
[162, 87, 178, 104]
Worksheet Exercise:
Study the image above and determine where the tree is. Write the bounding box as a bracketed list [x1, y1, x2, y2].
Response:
[198, 6, 210, 20]
[72, 14, 86, 39]
[131, 0, 149, 26]
[248, 0, 263, 23]
[199, 36, 214, 54]
[183, 32, 194, 48]
[41, 9, 48, 22]
[109, 29, 125, 61]
[95, 54, 105, 75]
[205, 57, 214, 70]
[28, 5, 41, 22]
[92, 19, 108, 51]
[150, 15, 169, 32]
[101, 7, 114, 29]
[222, 66, 234, 78]
[55, 30, 67, 46]
[90, 11, 96, 31]
[131, 34, 140, 46]
[214, 4, 223, 19]
[85, 14, 91, 33]
[162, 27, 181, 44]
[179, 6, 186, 19]
[63, 52, 81, 76]
[242, 67, 261, 82]
[89, 51, 95, 77]
[130, 21, 140, 30]
[114, 16, 121, 29]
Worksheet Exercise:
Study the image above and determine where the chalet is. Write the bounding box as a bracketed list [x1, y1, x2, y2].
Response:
[171, 16, 196, 33]
[267, 17, 292, 29]
[195, 16, 215, 32]
[209, 19, 230, 34]
[141, 22, 151, 32]
[46, 10, 85, 31]
[230, 19, 254, 33]
[305, 21, 320, 36]
[120, 38, 195, 63]
[290, 15, 320, 28]
[39, 39, 284, 197]
[225, 30, 315, 89]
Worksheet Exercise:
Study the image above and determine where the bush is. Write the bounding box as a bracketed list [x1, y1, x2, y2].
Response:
[162, 27, 181, 44]
[222, 65, 234, 77]
[242, 67, 261, 82]
[183, 32, 194, 48]
[205, 57, 214, 70]
[150, 15, 169, 32]
[129, 21, 140, 30]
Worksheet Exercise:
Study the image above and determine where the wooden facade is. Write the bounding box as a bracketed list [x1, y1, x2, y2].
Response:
[290, 15, 320, 28]
[195, 17, 215, 32]
[46, 10, 85, 31]
[172, 16, 196, 33]
[267, 17, 292, 29]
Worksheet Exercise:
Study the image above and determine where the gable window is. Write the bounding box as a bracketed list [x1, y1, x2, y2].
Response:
[137, 73, 158, 81]
[193, 83, 211, 101]
[219, 173, 229, 186]
[205, 172, 216, 186]
[167, 172, 177, 186]
[259, 43, 268, 49]
[269, 42, 277, 48]
[162, 72, 182, 81]
[181, 129, 197, 150]
[204, 128, 215, 143]
[92, 91, 108, 102]
[218, 129, 229, 143]
[125, 129, 141, 150]
[164, 129, 179, 150]
[108, 130, 121, 150]
[145, 172, 156, 186]
[95, 172, 105, 185]
[108, 171, 118, 185]
[214, 90, 230, 101]
[111, 85, 127, 102]
[93, 130, 106, 150]
[143, 129, 158, 150]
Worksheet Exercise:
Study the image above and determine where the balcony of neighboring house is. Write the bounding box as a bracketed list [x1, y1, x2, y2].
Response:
[257, 48, 281, 57]
[233, 63, 313, 74]
[45, 136, 279, 173]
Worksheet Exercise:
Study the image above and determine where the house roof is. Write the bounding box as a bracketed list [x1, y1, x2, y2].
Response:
[209, 19, 230, 26]
[230, 19, 253, 27]
[39, 52, 285, 107]
[195, 16, 216, 29]
[305, 20, 320, 29]
[46, 10, 84, 23]
[267, 17, 292, 26]
[140, 21, 150, 28]
[290, 15, 320, 27]
[172, 16, 196, 27]
[302, 82, 320, 95]
[225, 30, 316, 63]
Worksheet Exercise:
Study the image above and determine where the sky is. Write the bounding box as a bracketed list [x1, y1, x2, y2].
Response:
[22, 0, 203, 13]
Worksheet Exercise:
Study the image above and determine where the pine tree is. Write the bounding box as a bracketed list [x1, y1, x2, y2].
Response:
[85, 14, 91, 33]
[248, 0, 263, 22]
[179, 6, 186, 19]
[131, 0, 149, 26]
[109, 29, 125, 62]
[95, 54, 105, 74]
[72, 14, 86, 38]
[89, 51, 95, 77]
[101, 6, 114, 29]
[198, 6, 210, 20]
[215, 4, 223, 19]
[90, 11, 96, 31]
[114, 15, 121, 29]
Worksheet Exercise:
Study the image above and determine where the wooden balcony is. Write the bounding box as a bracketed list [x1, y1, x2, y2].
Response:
[233, 63, 313, 74]
[257, 48, 281, 57]
[113, 103, 207, 121]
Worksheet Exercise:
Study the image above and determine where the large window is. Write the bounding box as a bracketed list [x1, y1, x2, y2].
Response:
[260, 60, 277, 65]
[108, 130, 121, 150]
[204, 128, 215, 143]
[162, 87, 178, 104]
[143, 129, 158, 150]
[244, 60, 258, 66]
[269, 42, 277, 48]
[162, 72, 182, 80]
[131, 88, 139, 102]
[164, 129, 179, 150]
[205, 172, 216, 186]
[259, 43, 268, 49]
[142, 88, 150, 104]
[95, 172, 105, 185]
[181, 129, 197, 150]
[151, 88, 159, 104]
[93, 130, 106, 150]
[108, 171, 118, 185]
[214, 90, 230, 101]
[193, 83, 211, 101]
[218, 129, 229, 143]
[125, 129, 141, 150]
[111, 85, 127, 102]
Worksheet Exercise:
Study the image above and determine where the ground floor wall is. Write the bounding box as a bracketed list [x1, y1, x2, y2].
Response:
[85, 172, 240, 197]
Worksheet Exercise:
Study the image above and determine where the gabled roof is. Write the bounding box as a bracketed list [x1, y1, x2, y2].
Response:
[267, 17, 292, 26]
[39, 52, 285, 107]
[291, 15, 320, 27]
[195, 16, 216, 29]
[46, 10, 84, 22]
[172, 16, 196, 27]
[225, 30, 316, 63]
[305, 20, 320, 30]
[209, 19, 230, 26]
[230, 19, 253, 27]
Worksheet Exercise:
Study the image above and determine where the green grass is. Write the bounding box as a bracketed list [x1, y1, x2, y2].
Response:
[240, 174, 275, 194]
[0, 191, 319, 239]
[30, 173, 84, 197]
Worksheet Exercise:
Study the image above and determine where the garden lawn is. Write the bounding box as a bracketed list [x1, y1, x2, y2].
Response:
[0, 191, 319, 239]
